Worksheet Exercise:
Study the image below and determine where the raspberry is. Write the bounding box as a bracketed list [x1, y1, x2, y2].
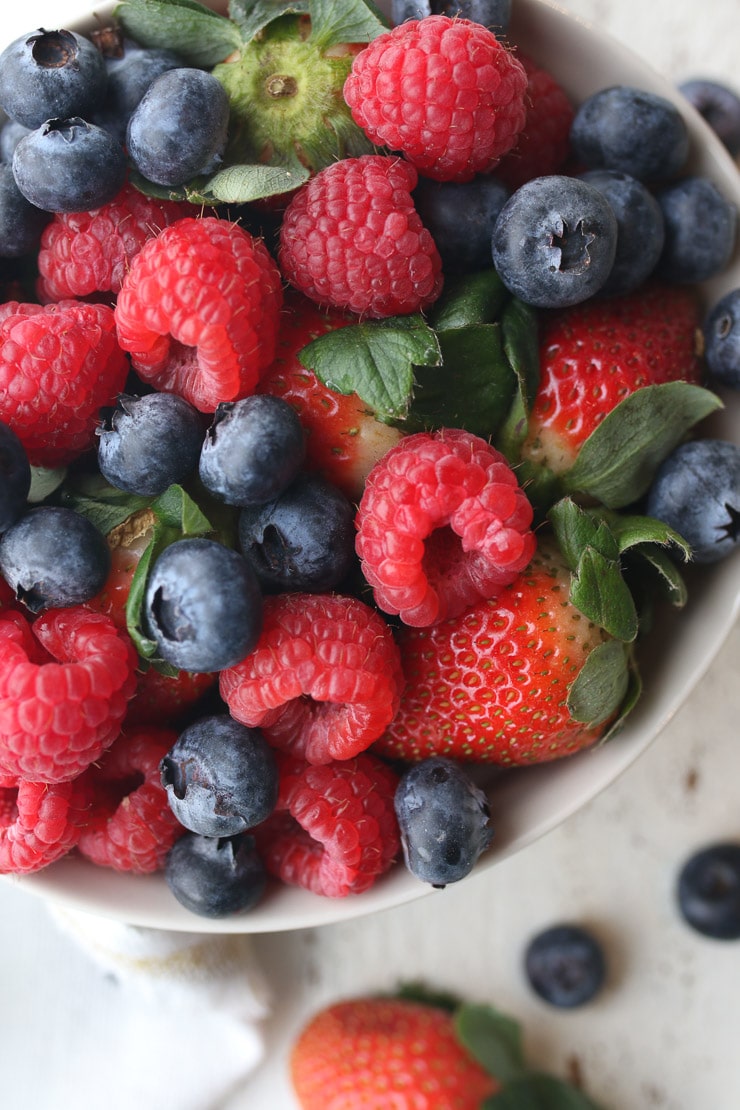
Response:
[219, 592, 404, 765]
[343, 17, 527, 183]
[124, 665, 218, 728]
[278, 155, 443, 319]
[255, 753, 400, 897]
[494, 54, 575, 191]
[0, 774, 92, 873]
[0, 607, 138, 783]
[36, 181, 192, 303]
[0, 300, 128, 467]
[355, 428, 537, 627]
[77, 727, 184, 873]
[114, 215, 284, 412]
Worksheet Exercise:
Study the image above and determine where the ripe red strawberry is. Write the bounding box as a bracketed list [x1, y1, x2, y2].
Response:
[522, 283, 703, 476]
[376, 540, 616, 765]
[256, 292, 404, 499]
[291, 996, 499, 1109]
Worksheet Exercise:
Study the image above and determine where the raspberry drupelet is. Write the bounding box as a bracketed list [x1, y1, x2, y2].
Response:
[343, 16, 528, 182]
[0, 774, 93, 874]
[114, 215, 284, 412]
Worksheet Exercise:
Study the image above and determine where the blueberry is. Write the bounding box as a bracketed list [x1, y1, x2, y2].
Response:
[0, 28, 108, 130]
[165, 831, 267, 918]
[655, 175, 737, 284]
[0, 119, 31, 163]
[0, 505, 110, 611]
[645, 439, 740, 563]
[703, 288, 740, 390]
[0, 420, 31, 532]
[237, 472, 356, 593]
[391, 0, 511, 33]
[677, 842, 740, 940]
[578, 169, 664, 296]
[0, 164, 50, 258]
[12, 117, 127, 213]
[199, 395, 306, 507]
[394, 758, 493, 887]
[679, 78, 740, 156]
[524, 924, 607, 1008]
[94, 45, 185, 144]
[97, 393, 204, 497]
[126, 68, 230, 187]
[145, 537, 263, 672]
[491, 175, 617, 308]
[161, 714, 279, 837]
[569, 85, 690, 181]
[413, 175, 510, 274]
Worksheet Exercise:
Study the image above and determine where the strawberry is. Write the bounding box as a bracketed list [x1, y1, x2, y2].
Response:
[375, 538, 623, 765]
[290, 997, 499, 1110]
[257, 292, 404, 500]
[521, 283, 703, 478]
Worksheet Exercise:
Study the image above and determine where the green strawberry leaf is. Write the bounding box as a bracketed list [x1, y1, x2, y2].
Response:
[598, 653, 642, 741]
[593, 511, 692, 562]
[115, 0, 242, 66]
[483, 1073, 605, 1110]
[496, 298, 540, 463]
[548, 498, 620, 567]
[567, 638, 630, 726]
[58, 472, 153, 535]
[309, 0, 390, 49]
[428, 270, 510, 332]
[563, 382, 724, 509]
[125, 485, 214, 673]
[203, 162, 310, 203]
[404, 324, 516, 437]
[454, 1004, 527, 1086]
[569, 547, 639, 642]
[228, 0, 309, 42]
[298, 314, 441, 422]
[28, 466, 67, 504]
[394, 981, 463, 1013]
[626, 542, 689, 608]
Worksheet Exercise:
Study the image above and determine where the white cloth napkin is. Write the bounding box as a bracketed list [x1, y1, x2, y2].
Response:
[50, 906, 272, 1110]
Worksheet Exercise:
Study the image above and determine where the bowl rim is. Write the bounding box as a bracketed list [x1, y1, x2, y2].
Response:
[5, 0, 740, 932]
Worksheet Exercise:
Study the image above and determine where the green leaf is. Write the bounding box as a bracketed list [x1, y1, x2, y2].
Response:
[203, 162, 310, 203]
[570, 548, 639, 642]
[394, 981, 463, 1013]
[548, 498, 619, 568]
[567, 638, 630, 726]
[429, 270, 510, 332]
[598, 655, 642, 742]
[483, 1073, 605, 1110]
[115, 0, 242, 66]
[496, 298, 540, 463]
[28, 466, 67, 504]
[309, 0, 390, 49]
[594, 511, 692, 562]
[563, 383, 723, 509]
[58, 473, 152, 535]
[453, 1004, 527, 1086]
[150, 484, 213, 535]
[625, 543, 688, 608]
[228, 0, 309, 42]
[404, 324, 516, 437]
[298, 314, 441, 422]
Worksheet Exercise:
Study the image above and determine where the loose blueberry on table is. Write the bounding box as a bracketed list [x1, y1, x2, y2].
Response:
[0, 0, 738, 920]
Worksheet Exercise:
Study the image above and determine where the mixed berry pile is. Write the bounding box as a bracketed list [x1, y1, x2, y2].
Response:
[0, 0, 739, 918]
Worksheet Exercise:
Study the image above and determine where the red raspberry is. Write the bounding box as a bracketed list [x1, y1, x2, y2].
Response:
[494, 54, 575, 191]
[124, 666, 218, 728]
[356, 429, 537, 627]
[255, 752, 400, 897]
[0, 300, 128, 467]
[77, 727, 183, 873]
[278, 155, 443, 319]
[0, 774, 92, 874]
[37, 182, 193, 303]
[114, 215, 284, 412]
[219, 592, 404, 765]
[343, 17, 527, 183]
[0, 607, 138, 784]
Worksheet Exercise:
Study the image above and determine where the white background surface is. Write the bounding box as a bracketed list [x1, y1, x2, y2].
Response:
[2, 1, 740, 1108]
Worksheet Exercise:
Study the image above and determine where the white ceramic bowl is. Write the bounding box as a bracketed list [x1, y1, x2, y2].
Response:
[4, 0, 740, 931]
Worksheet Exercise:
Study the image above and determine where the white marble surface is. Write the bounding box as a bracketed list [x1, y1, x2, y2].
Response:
[2, 1, 740, 1108]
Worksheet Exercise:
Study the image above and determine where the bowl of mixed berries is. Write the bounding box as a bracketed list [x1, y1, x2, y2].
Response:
[0, 0, 738, 931]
